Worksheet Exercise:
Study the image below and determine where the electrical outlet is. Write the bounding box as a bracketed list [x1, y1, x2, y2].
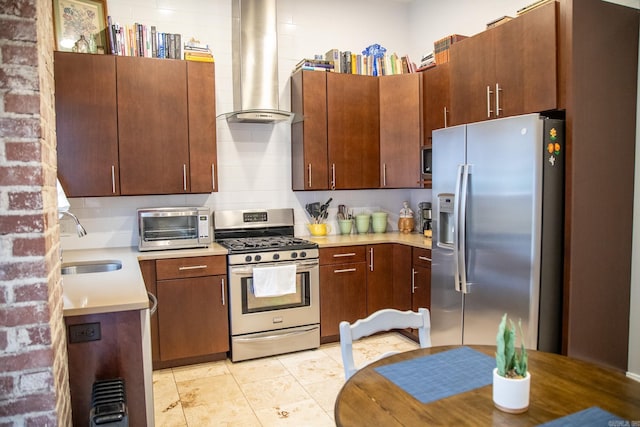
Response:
[68, 322, 101, 343]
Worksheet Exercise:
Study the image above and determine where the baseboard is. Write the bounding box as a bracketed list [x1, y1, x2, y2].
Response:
[626, 371, 640, 383]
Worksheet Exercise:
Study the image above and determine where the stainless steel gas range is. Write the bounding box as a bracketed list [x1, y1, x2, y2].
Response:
[213, 208, 320, 362]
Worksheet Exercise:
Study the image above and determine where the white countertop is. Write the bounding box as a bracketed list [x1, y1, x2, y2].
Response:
[62, 247, 149, 317]
[306, 231, 432, 249]
[61, 235, 429, 317]
[61, 243, 229, 317]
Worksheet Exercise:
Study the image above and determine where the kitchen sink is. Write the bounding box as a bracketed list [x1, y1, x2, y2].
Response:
[61, 260, 122, 275]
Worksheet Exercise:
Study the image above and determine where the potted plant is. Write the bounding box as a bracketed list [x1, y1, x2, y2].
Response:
[493, 313, 530, 413]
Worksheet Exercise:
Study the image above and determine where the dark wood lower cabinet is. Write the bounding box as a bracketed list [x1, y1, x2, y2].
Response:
[411, 248, 432, 312]
[65, 310, 147, 427]
[320, 263, 367, 340]
[319, 244, 424, 343]
[157, 275, 228, 362]
[139, 257, 229, 369]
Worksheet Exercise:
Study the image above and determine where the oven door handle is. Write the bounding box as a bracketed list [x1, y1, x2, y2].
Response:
[233, 326, 319, 342]
[229, 261, 319, 276]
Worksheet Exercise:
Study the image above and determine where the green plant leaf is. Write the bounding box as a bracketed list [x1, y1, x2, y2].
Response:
[496, 313, 507, 376]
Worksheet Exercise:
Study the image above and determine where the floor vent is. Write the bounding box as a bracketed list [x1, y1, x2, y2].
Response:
[89, 378, 128, 426]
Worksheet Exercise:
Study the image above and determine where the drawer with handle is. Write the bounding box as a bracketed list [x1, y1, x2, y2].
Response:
[412, 248, 432, 268]
[319, 246, 366, 265]
[156, 255, 226, 280]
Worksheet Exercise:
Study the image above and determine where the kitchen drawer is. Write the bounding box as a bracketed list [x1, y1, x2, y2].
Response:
[320, 246, 366, 265]
[156, 256, 226, 280]
[412, 248, 432, 268]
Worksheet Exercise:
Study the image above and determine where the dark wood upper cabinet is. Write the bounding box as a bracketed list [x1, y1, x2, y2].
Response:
[55, 55, 217, 196]
[187, 61, 218, 193]
[449, 2, 557, 125]
[422, 62, 450, 145]
[117, 57, 190, 195]
[379, 74, 423, 189]
[55, 52, 119, 197]
[291, 70, 329, 190]
[327, 73, 380, 189]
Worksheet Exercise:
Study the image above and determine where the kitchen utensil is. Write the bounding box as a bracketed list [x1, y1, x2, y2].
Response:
[337, 204, 347, 220]
[318, 198, 332, 220]
[305, 202, 322, 223]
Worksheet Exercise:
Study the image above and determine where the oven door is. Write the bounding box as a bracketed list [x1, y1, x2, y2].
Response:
[228, 259, 319, 336]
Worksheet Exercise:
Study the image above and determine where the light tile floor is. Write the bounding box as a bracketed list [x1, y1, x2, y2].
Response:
[152, 332, 419, 426]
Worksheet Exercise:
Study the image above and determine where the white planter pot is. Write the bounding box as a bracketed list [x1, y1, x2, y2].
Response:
[492, 368, 530, 414]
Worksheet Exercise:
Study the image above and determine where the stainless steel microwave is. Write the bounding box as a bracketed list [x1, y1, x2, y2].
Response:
[421, 146, 432, 179]
[137, 207, 211, 251]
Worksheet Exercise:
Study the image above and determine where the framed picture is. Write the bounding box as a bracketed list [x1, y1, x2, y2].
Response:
[53, 0, 109, 53]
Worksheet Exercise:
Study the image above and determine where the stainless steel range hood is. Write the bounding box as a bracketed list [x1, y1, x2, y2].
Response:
[223, 0, 292, 124]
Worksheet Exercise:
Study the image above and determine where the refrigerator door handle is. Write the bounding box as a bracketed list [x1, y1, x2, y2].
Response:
[459, 164, 470, 294]
[453, 164, 464, 292]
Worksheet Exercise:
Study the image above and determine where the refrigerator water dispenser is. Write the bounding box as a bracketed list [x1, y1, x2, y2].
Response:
[437, 194, 455, 247]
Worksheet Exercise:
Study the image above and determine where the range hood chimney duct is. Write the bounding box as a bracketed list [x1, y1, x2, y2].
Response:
[224, 0, 292, 124]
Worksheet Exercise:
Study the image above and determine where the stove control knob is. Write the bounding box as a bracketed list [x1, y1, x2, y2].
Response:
[300, 251, 307, 258]
[255, 255, 262, 261]
[273, 253, 280, 260]
[245, 255, 252, 262]
[291, 252, 298, 259]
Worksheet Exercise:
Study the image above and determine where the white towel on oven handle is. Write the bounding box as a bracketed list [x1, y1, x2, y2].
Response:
[252, 264, 297, 297]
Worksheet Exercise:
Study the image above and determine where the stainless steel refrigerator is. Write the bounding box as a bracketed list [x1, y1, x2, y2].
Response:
[431, 113, 563, 352]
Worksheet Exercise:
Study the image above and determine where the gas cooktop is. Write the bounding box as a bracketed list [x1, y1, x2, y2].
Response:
[216, 236, 317, 254]
[213, 208, 318, 255]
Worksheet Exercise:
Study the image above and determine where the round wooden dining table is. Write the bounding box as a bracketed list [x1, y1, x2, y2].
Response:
[334, 345, 640, 426]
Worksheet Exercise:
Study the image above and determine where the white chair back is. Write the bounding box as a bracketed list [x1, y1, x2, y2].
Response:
[339, 308, 431, 380]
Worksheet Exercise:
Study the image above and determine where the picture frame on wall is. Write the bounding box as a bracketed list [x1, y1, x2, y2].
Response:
[53, 0, 109, 53]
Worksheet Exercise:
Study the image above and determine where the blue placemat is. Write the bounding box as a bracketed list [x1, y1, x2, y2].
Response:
[538, 407, 625, 427]
[374, 346, 495, 404]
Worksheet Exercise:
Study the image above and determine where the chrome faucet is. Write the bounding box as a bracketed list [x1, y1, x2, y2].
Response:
[59, 211, 87, 237]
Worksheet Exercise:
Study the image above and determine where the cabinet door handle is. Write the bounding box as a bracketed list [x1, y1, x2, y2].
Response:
[307, 163, 312, 188]
[486, 85, 494, 118]
[495, 83, 502, 117]
[334, 268, 357, 273]
[178, 265, 208, 271]
[411, 268, 417, 293]
[147, 291, 158, 315]
[418, 256, 432, 262]
[369, 247, 374, 271]
[111, 165, 116, 194]
[444, 106, 448, 128]
[221, 278, 225, 306]
[382, 164, 387, 187]
[183, 164, 187, 191]
[333, 252, 356, 258]
[211, 164, 216, 191]
[331, 163, 336, 190]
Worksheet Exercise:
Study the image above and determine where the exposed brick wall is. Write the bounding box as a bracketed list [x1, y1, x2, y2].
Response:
[0, 0, 71, 425]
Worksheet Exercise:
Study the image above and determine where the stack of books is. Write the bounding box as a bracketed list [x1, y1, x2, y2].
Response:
[433, 34, 467, 65]
[183, 38, 214, 62]
[486, 15, 513, 29]
[416, 52, 436, 72]
[517, 0, 554, 15]
[294, 58, 334, 72]
[295, 48, 416, 76]
[107, 18, 182, 59]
